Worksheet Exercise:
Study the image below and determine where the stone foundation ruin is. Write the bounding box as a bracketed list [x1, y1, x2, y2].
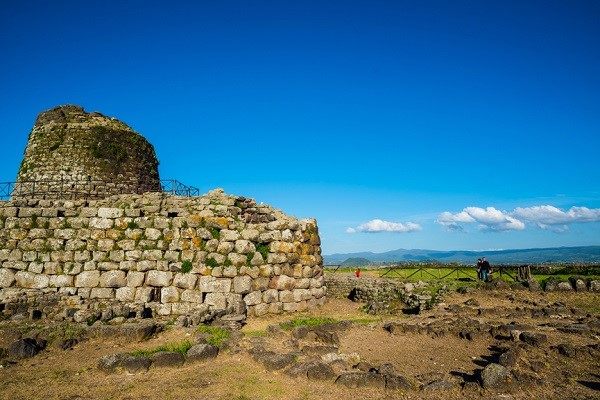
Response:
[0, 106, 325, 324]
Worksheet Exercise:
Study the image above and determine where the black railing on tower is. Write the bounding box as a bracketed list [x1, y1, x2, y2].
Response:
[0, 179, 200, 200]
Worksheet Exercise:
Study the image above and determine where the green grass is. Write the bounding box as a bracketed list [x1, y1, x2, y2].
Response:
[197, 326, 232, 347]
[181, 260, 193, 273]
[131, 340, 193, 357]
[280, 316, 337, 331]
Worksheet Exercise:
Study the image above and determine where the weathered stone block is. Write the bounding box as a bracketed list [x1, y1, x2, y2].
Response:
[28, 261, 44, 274]
[116, 287, 136, 301]
[217, 241, 235, 255]
[137, 260, 156, 272]
[243, 290, 263, 306]
[90, 288, 115, 299]
[98, 208, 124, 218]
[270, 275, 296, 290]
[227, 253, 247, 267]
[0, 268, 16, 287]
[161, 286, 180, 303]
[98, 261, 119, 271]
[181, 289, 203, 303]
[220, 229, 240, 242]
[146, 270, 173, 287]
[253, 303, 270, 316]
[262, 289, 278, 303]
[173, 273, 197, 289]
[100, 270, 127, 287]
[127, 271, 145, 287]
[233, 240, 254, 254]
[75, 270, 100, 287]
[49, 274, 73, 287]
[240, 228, 259, 241]
[222, 265, 238, 277]
[279, 290, 295, 303]
[135, 287, 154, 302]
[233, 275, 253, 294]
[89, 217, 114, 229]
[143, 250, 163, 261]
[205, 292, 227, 310]
[199, 276, 231, 293]
[267, 253, 287, 263]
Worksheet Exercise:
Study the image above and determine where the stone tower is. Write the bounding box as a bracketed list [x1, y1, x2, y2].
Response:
[13, 105, 161, 199]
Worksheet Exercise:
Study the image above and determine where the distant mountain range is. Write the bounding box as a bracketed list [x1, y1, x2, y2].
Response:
[324, 246, 600, 265]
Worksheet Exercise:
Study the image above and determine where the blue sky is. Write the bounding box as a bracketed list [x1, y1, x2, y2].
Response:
[1, 1, 599, 255]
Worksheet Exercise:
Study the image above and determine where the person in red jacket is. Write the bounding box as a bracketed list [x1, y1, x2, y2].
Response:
[355, 268, 361, 278]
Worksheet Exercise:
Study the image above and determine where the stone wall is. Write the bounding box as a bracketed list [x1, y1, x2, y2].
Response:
[14, 105, 161, 199]
[0, 189, 325, 323]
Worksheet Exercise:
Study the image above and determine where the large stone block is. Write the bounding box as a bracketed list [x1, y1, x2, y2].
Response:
[233, 275, 253, 294]
[220, 229, 240, 242]
[75, 270, 100, 287]
[89, 217, 114, 229]
[127, 271, 145, 287]
[217, 241, 235, 254]
[173, 273, 198, 289]
[205, 292, 227, 310]
[161, 286, 180, 303]
[135, 287, 154, 302]
[262, 289, 279, 303]
[98, 208, 124, 218]
[181, 289, 203, 303]
[0, 268, 16, 287]
[116, 287, 136, 301]
[199, 276, 231, 293]
[100, 270, 127, 287]
[146, 270, 173, 287]
[90, 288, 115, 299]
[269, 275, 296, 290]
[279, 290, 295, 303]
[137, 260, 156, 271]
[49, 274, 74, 287]
[243, 290, 263, 306]
[267, 253, 287, 264]
[234, 240, 255, 254]
[241, 228, 259, 241]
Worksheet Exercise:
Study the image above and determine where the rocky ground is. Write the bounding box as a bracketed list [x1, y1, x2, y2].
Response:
[0, 281, 599, 400]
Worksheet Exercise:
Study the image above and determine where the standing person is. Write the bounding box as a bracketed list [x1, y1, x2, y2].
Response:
[355, 268, 361, 278]
[481, 257, 491, 282]
[476, 258, 483, 280]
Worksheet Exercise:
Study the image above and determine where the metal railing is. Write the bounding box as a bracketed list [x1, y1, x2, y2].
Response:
[0, 179, 200, 200]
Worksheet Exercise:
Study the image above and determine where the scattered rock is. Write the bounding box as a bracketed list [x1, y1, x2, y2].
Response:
[335, 372, 386, 389]
[519, 331, 548, 347]
[499, 346, 521, 368]
[385, 374, 414, 391]
[306, 362, 336, 381]
[480, 363, 512, 389]
[121, 355, 152, 373]
[422, 379, 456, 391]
[150, 351, 185, 368]
[253, 351, 295, 371]
[8, 338, 45, 359]
[98, 353, 130, 373]
[187, 344, 219, 362]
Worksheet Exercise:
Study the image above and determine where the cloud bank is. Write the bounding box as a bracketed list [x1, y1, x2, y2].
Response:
[438, 205, 600, 232]
[347, 219, 422, 234]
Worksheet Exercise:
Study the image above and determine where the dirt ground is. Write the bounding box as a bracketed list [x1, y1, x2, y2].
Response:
[1, 286, 599, 400]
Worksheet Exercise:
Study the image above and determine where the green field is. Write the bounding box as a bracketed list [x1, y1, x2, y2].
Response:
[325, 264, 600, 285]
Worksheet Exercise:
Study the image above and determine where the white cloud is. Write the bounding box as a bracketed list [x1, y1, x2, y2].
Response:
[352, 219, 422, 233]
[438, 204, 600, 233]
[437, 207, 525, 232]
[345, 227, 356, 234]
[513, 205, 600, 229]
